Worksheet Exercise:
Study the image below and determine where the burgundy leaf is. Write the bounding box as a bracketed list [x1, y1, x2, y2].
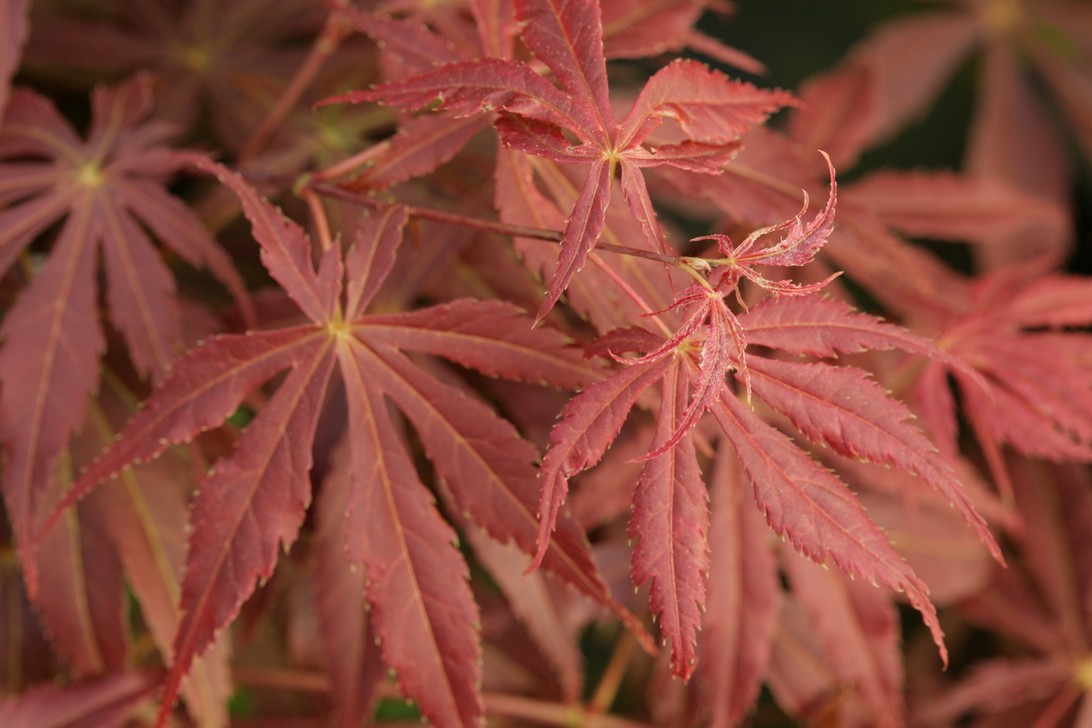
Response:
[344, 205, 409, 319]
[157, 346, 337, 726]
[338, 342, 483, 728]
[312, 438, 385, 728]
[182, 155, 334, 321]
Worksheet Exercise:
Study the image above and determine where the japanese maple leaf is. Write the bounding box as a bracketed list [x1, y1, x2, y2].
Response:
[334, 0, 792, 319]
[42, 155, 643, 728]
[28, 373, 231, 722]
[0, 75, 248, 584]
[912, 269, 1092, 494]
[659, 63, 1067, 326]
[0, 670, 161, 728]
[691, 440, 781, 727]
[0, 0, 28, 114]
[25, 0, 322, 150]
[532, 162, 1000, 678]
[325, 0, 762, 193]
[598, 0, 764, 73]
[796, 0, 1090, 267]
[914, 459, 1092, 727]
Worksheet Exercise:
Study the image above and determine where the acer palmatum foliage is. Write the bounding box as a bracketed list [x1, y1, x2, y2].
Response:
[1, 1, 1089, 727]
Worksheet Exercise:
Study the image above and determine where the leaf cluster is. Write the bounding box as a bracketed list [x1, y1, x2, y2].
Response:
[1, 1, 1090, 727]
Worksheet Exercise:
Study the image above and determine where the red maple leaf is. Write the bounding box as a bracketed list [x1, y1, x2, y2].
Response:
[0, 75, 249, 582]
[332, 0, 792, 319]
[913, 269, 1092, 495]
[531, 161, 1001, 678]
[25, 0, 324, 150]
[41, 155, 647, 728]
[914, 459, 1092, 727]
[0, 670, 160, 728]
[0, 0, 28, 115]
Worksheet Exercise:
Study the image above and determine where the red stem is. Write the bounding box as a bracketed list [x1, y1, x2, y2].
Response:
[308, 181, 682, 267]
[237, 2, 353, 163]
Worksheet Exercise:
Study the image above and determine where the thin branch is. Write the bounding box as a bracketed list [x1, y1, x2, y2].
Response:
[588, 632, 636, 714]
[484, 693, 653, 728]
[308, 180, 684, 268]
[236, 1, 354, 163]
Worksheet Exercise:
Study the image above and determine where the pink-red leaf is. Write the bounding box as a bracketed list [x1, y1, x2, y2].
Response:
[698, 442, 780, 728]
[495, 113, 595, 162]
[33, 489, 127, 680]
[711, 391, 948, 665]
[99, 205, 182, 377]
[629, 359, 709, 680]
[356, 338, 649, 645]
[619, 59, 793, 148]
[341, 9, 463, 73]
[460, 525, 584, 702]
[1005, 275, 1092, 328]
[361, 299, 591, 388]
[312, 439, 385, 728]
[344, 114, 491, 192]
[0, 670, 160, 728]
[619, 160, 666, 251]
[0, 0, 29, 114]
[82, 416, 231, 726]
[514, 0, 613, 135]
[1, 213, 102, 590]
[599, 0, 702, 60]
[783, 547, 904, 728]
[739, 296, 951, 360]
[537, 159, 612, 320]
[747, 356, 1000, 561]
[845, 169, 1068, 247]
[850, 10, 979, 146]
[341, 58, 599, 140]
[534, 355, 673, 568]
[787, 61, 876, 169]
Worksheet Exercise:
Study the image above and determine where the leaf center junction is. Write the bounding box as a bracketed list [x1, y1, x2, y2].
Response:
[1076, 656, 1092, 691]
[77, 162, 104, 190]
